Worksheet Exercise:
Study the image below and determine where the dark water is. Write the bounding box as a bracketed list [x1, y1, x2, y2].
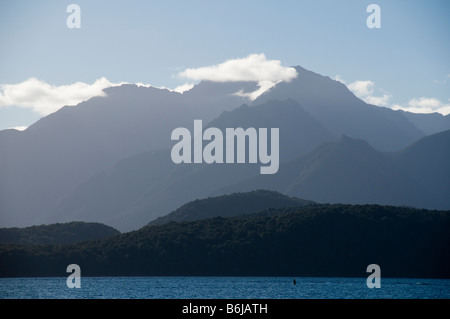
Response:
[1, 276, 449, 299]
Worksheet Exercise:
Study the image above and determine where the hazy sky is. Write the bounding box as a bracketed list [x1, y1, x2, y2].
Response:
[1, 0, 449, 130]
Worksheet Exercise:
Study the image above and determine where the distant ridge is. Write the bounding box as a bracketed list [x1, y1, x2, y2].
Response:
[149, 190, 314, 226]
[0, 221, 120, 245]
[216, 130, 450, 209]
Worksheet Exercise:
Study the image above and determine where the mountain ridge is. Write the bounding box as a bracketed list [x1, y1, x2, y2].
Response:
[255, 66, 425, 152]
[215, 130, 449, 209]
[148, 189, 314, 226]
[1, 65, 449, 231]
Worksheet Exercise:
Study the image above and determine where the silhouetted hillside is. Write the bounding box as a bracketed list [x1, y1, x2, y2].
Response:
[149, 190, 314, 226]
[0, 222, 120, 245]
[0, 82, 249, 229]
[47, 99, 329, 231]
[393, 129, 450, 209]
[400, 110, 450, 135]
[207, 99, 335, 161]
[217, 130, 450, 210]
[0, 204, 449, 278]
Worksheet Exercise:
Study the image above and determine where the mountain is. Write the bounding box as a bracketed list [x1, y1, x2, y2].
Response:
[1, 65, 448, 231]
[18, 107, 450, 232]
[393, 129, 450, 210]
[217, 130, 450, 209]
[44, 99, 331, 231]
[206, 98, 335, 161]
[1, 204, 449, 278]
[0, 83, 251, 228]
[0, 221, 120, 245]
[216, 135, 419, 206]
[149, 190, 314, 226]
[255, 66, 425, 152]
[400, 110, 450, 135]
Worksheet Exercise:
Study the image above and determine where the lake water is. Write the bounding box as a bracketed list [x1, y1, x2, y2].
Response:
[1, 276, 449, 299]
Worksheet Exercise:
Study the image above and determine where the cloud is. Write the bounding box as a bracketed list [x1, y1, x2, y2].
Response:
[345, 79, 391, 107]
[232, 80, 279, 101]
[178, 53, 297, 100]
[433, 74, 450, 84]
[0, 77, 126, 116]
[335, 75, 450, 115]
[0, 76, 201, 119]
[173, 83, 194, 94]
[333, 74, 347, 84]
[363, 93, 392, 107]
[0, 55, 295, 117]
[347, 80, 374, 97]
[135, 82, 194, 94]
[392, 97, 450, 115]
[8, 125, 28, 131]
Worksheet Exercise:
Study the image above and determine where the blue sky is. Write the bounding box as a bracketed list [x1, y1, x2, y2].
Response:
[0, 0, 449, 130]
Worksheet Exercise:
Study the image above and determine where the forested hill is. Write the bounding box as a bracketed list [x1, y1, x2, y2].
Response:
[0, 221, 120, 245]
[149, 190, 314, 226]
[1, 204, 449, 278]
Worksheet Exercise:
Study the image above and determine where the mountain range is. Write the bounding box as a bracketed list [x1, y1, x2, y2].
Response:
[1, 65, 449, 231]
[216, 130, 450, 210]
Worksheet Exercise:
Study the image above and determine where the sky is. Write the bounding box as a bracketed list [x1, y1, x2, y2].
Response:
[0, 0, 449, 130]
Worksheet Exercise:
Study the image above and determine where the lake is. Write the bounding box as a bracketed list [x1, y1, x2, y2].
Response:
[1, 276, 449, 299]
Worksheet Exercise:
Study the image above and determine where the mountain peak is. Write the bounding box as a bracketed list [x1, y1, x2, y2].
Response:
[254, 65, 424, 152]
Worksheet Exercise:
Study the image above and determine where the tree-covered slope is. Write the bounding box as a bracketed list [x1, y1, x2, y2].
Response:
[0, 221, 120, 245]
[149, 190, 314, 226]
[1, 204, 448, 278]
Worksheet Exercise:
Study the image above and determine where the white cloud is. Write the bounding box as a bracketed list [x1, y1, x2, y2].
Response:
[347, 80, 374, 97]
[409, 97, 441, 109]
[345, 80, 391, 107]
[0, 76, 202, 119]
[178, 53, 297, 100]
[392, 97, 450, 115]
[333, 74, 347, 84]
[8, 125, 28, 131]
[0, 54, 296, 117]
[135, 82, 194, 94]
[173, 83, 194, 93]
[363, 93, 392, 107]
[233, 80, 280, 101]
[433, 74, 450, 84]
[0, 77, 126, 116]
[336, 75, 450, 115]
[178, 53, 297, 83]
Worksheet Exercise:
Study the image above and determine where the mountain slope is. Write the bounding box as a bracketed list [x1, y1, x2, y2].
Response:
[1, 204, 449, 278]
[215, 134, 426, 207]
[393, 129, 450, 209]
[0, 221, 120, 245]
[0, 83, 251, 228]
[207, 98, 335, 161]
[149, 190, 314, 226]
[255, 66, 425, 152]
[45, 99, 331, 231]
[45, 120, 450, 232]
[1, 65, 447, 231]
[400, 110, 450, 135]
